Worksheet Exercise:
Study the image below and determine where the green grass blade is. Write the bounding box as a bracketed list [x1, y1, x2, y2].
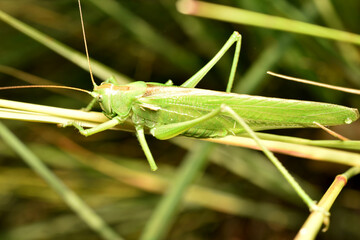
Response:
[140, 142, 213, 240]
[234, 36, 292, 94]
[255, 132, 360, 151]
[1, 99, 359, 167]
[0, 122, 123, 240]
[234, 0, 323, 94]
[296, 167, 360, 239]
[0, 9, 130, 83]
[88, 0, 201, 72]
[47, 136, 302, 228]
[177, 0, 360, 45]
[172, 138, 318, 204]
[207, 136, 360, 167]
[313, 0, 360, 63]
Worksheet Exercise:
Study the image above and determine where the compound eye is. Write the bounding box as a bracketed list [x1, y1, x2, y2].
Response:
[97, 95, 103, 103]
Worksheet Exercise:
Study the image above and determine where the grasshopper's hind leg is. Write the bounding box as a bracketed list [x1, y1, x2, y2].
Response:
[150, 104, 320, 214]
[150, 107, 222, 140]
[181, 31, 241, 92]
[221, 105, 322, 215]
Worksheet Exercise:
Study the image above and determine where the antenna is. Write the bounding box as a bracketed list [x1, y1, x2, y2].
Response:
[77, 0, 97, 88]
[0, 85, 91, 94]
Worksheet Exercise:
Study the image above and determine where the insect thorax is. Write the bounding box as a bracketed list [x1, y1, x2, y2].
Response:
[95, 82, 148, 119]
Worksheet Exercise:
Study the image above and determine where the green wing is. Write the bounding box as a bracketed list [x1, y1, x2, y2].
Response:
[133, 86, 359, 138]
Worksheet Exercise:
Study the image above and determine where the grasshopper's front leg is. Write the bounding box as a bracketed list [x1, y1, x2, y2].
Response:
[63, 117, 158, 171]
[67, 116, 122, 136]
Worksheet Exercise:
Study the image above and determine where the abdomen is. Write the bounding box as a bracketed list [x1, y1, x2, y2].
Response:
[131, 86, 359, 138]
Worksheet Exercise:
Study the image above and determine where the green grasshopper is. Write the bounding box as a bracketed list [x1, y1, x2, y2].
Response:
[0, 1, 358, 173]
[63, 2, 358, 171]
[66, 22, 358, 171]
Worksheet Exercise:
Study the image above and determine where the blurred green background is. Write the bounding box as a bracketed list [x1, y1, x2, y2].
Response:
[0, 0, 359, 239]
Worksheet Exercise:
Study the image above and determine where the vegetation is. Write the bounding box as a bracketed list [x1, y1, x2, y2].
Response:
[0, 0, 359, 239]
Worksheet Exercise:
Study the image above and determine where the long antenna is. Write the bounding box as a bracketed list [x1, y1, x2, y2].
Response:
[78, 0, 97, 88]
[0, 85, 91, 94]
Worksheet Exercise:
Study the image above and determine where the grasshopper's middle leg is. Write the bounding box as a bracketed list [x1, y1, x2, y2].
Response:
[63, 117, 158, 171]
[134, 125, 158, 171]
[181, 31, 242, 93]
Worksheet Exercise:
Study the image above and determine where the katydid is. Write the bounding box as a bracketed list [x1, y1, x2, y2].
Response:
[75, 62, 359, 172]
[51, 1, 356, 172]
[62, 17, 357, 171]
[0, 4, 359, 172]
[66, 8, 359, 217]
